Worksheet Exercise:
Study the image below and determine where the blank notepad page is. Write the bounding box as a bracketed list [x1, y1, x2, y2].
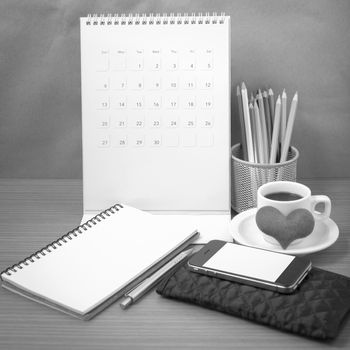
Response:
[80, 14, 231, 212]
[2, 206, 195, 315]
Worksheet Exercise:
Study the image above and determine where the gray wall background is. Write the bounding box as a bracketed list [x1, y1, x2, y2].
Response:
[0, 0, 349, 179]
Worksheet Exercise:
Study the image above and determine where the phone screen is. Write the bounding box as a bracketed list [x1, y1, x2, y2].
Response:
[203, 243, 295, 282]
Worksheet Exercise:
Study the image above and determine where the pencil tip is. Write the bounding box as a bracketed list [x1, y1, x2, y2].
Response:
[282, 89, 286, 97]
[241, 82, 247, 90]
[236, 85, 240, 94]
[268, 88, 274, 95]
[276, 95, 281, 103]
[263, 90, 268, 97]
[294, 91, 298, 100]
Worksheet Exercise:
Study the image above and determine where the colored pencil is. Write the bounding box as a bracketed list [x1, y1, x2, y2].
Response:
[249, 103, 257, 163]
[280, 89, 287, 146]
[269, 95, 281, 164]
[254, 100, 265, 164]
[257, 90, 269, 163]
[241, 83, 255, 162]
[280, 92, 298, 162]
[268, 88, 275, 127]
[237, 85, 248, 160]
[263, 90, 272, 147]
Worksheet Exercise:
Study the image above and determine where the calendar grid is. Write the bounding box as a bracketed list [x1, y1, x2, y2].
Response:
[93, 43, 219, 149]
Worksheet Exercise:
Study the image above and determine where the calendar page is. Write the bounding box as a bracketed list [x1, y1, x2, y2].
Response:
[80, 14, 231, 213]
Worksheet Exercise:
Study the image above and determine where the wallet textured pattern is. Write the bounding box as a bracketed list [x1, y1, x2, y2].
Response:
[157, 265, 350, 339]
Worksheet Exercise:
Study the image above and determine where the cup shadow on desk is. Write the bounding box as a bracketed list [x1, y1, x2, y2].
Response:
[309, 236, 349, 268]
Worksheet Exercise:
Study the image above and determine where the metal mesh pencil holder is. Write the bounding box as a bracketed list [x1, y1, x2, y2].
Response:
[231, 143, 299, 213]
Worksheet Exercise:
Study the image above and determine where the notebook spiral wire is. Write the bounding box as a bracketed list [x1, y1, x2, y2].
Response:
[1, 204, 123, 277]
[85, 13, 227, 26]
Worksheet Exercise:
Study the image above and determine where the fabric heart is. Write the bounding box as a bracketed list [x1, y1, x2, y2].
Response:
[255, 206, 315, 249]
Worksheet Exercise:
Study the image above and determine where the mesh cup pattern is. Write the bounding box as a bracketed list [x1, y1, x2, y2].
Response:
[231, 144, 299, 213]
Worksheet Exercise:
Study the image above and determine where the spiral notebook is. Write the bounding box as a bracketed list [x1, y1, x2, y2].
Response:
[0, 205, 198, 320]
[80, 13, 231, 241]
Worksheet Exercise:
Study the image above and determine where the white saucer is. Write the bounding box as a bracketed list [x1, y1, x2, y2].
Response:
[229, 208, 339, 256]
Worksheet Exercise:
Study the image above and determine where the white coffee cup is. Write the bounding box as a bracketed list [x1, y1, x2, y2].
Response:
[257, 181, 331, 246]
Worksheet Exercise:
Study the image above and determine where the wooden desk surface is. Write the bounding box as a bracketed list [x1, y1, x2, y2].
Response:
[0, 179, 349, 350]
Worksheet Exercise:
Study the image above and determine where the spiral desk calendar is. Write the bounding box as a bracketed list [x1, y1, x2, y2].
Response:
[80, 13, 231, 241]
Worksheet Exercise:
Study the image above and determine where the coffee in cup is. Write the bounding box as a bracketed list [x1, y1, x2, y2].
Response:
[264, 192, 303, 201]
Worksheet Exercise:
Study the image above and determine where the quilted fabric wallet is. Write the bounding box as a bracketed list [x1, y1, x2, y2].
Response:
[157, 264, 350, 339]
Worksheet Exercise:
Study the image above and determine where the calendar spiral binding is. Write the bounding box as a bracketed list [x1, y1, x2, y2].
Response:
[84, 13, 227, 26]
[1, 204, 123, 277]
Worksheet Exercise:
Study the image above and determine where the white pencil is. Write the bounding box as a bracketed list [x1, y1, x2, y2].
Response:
[280, 89, 287, 146]
[257, 90, 269, 163]
[254, 100, 265, 164]
[237, 85, 248, 160]
[269, 95, 281, 164]
[280, 92, 298, 162]
[268, 88, 275, 126]
[241, 83, 255, 162]
[249, 103, 258, 163]
[263, 90, 272, 148]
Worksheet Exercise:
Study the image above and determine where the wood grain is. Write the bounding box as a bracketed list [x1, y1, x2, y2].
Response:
[0, 179, 349, 349]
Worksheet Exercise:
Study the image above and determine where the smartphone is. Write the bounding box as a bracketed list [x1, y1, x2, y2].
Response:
[187, 240, 311, 293]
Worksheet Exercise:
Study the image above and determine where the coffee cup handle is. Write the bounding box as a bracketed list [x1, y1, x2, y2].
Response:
[310, 195, 331, 220]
